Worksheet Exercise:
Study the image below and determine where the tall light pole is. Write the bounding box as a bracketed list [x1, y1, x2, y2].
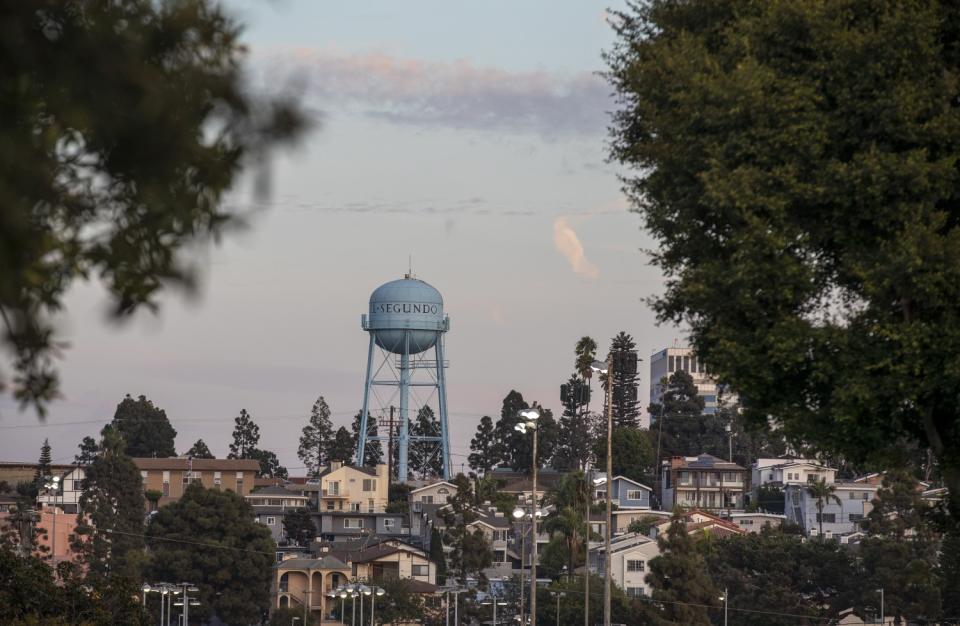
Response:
[516, 408, 541, 625]
[513, 507, 526, 625]
[591, 359, 614, 626]
[583, 460, 590, 626]
[878, 588, 884, 624]
[719, 587, 728, 626]
[483, 598, 506, 626]
[370, 586, 385, 626]
[43, 475, 60, 565]
[551, 591, 565, 626]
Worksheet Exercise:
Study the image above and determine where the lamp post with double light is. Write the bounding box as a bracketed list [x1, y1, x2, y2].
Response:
[590, 359, 614, 626]
[42, 475, 60, 564]
[515, 408, 541, 625]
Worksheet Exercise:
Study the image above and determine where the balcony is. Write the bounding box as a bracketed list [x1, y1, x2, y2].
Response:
[322, 489, 349, 498]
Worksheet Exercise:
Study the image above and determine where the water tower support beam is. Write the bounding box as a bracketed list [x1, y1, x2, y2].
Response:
[397, 331, 411, 482]
[356, 334, 376, 466]
[435, 334, 451, 479]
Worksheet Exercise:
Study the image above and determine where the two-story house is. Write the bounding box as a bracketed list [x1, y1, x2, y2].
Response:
[660, 454, 747, 511]
[36, 466, 86, 514]
[317, 462, 388, 514]
[133, 457, 261, 509]
[785, 477, 878, 538]
[466, 506, 512, 578]
[409, 480, 458, 507]
[246, 485, 311, 543]
[751, 459, 836, 496]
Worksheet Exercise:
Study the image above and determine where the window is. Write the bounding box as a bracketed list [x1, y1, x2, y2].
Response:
[807, 474, 818, 483]
[626, 490, 644, 500]
[437, 487, 449, 495]
[214, 471, 222, 489]
[699, 360, 706, 374]
[421, 495, 434, 504]
[668, 355, 675, 371]
[849, 514, 864, 522]
[368, 499, 375, 513]
[492, 530, 507, 542]
[862, 492, 870, 501]
[236, 471, 244, 493]
[627, 588, 645, 598]
[326, 501, 335, 511]
[266, 516, 276, 526]
[362, 479, 376, 492]
[140, 471, 148, 481]
[683, 356, 690, 371]
[816, 513, 836, 523]
[383, 518, 396, 529]
[690, 356, 697, 373]
[411, 565, 428, 577]
[350, 502, 361, 512]
[344, 518, 363, 529]
[626, 560, 645, 572]
[739, 519, 754, 526]
[162, 481, 170, 497]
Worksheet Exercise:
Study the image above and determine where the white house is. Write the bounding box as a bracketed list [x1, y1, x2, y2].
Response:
[784, 479, 878, 538]
[37, 466, 85, 514]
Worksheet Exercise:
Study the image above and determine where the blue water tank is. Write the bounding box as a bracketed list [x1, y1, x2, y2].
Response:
[365, 276, 446, 354]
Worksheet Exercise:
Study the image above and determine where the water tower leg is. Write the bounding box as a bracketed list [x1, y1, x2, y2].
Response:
[435, 334, 451, 479]
[397, 331, 411, 483]
[356, 334, 376, 467]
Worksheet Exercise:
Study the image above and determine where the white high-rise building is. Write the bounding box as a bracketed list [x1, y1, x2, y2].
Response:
[648, 346, 732, 425]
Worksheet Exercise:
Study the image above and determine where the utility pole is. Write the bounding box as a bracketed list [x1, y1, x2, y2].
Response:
[604, 354, 614, 626]
[388, 406, 395, 480]
[584, 461, 590, 626]
[530, 424, 539, 626]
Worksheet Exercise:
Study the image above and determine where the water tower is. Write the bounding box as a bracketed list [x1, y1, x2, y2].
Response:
[356, 274, 451, 482]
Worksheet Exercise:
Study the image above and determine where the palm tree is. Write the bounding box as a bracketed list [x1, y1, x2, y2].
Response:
[807, 477, 841, 537]
[575, 337, 598, 381]
[544, 471, 590, 576]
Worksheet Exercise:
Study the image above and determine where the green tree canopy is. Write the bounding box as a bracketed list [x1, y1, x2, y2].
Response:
[351, 408, 384, 467]
[593, 427, 654, 486]
[607, 0, 960, 521]
[111, 394, 177, 458]
[298, 396, 334, 476]
[468, 415, 499, 476]
[281, 508, 316, 547]
[493, 391, 558, 472]
[186, 438, 214, 459]
[33, 438, 52, 486]
[604, 332, 640, 428]
[146, 483, 275, 625]
[0, 0, 307, 415]
[75, 435, 99, 466]
[227, 408, 259, 459]
[645, 514, 720, 625]
[71, 425, 145, 623]
[554, 374, 595, 471]
[328, 426, 355, 464]
[410, 406, 444, 479]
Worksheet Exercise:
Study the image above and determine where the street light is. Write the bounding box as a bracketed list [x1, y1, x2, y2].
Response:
[718, 587, 728, 626]
[368, 586, 385, 626]
[514, 407, 540, 626]
[482, 598, 507, 626]
[878, 588, 884, 624]
[590, 359, 613, 626]
[292, 617, 300, 626]
[42, 475, 60, 564]
[551, 591, 566, 626]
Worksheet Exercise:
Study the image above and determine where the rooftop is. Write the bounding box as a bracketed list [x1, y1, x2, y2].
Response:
[133, 457, 261, 471]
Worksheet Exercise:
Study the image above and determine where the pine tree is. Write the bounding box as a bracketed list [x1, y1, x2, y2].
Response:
[492, 391, 559, 471]
[281, 508, 316, 547]
[111, 394, 177, 458]
[248, 448, 288, 479]
[228, 409, 260, 459]
[328, 427, 355, 464]
[409, 407, 443, 479]
[646, 514, 720, 625]
[34, 438, 52, 486]
[351, 410, 384, 467]
[75, 436, 99, 466]
[468, 415, 499, 475]
[649, 370, 716, 460]
[71, 425, 145, 623]
[554, 374, 595, 470]
[604, 332, 640, 428]
[298, 396, 335, 476]
[186, 439, 214, 459]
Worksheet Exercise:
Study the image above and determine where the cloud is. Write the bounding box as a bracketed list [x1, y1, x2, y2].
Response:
[267, 49, 610, 138]
[553, 217, 599, 279]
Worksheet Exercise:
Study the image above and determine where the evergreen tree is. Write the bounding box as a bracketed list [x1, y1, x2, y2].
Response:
[430, 527, 447, 585]
[34, 438, 52, 486]
[248, 448, 288, 479]
[649, 370, 725, 462]
[942, 527, 960, 621]
[146, 483, 275, 625]
[281, 508, 316, 547]
[351, 409, 384, 466]
[75, 436, 99, 466]
[645, 514, 720, 625]
[409, 406, 444, 479]
[492, 391, 558, 472]
[71, 425, 145, 623]
[228, 409, 260, 459]
[604, 332, 640, 428]
[468, 415, 499, 475]
[111, 394, 177, 458]
[593, 427, 654, 485]
[554, 374, 595, 470]
[328, 427, 355, 464]
[186, 438, 214, 459]
[298, 396, 335, 476]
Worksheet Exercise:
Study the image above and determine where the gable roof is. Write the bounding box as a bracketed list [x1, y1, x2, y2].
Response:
[595, 475, 653, 491]
[410, 481, 458, 495]
[248, 485, 307, 497]
[669, 454, 745, 471]
[132, 457, 261, 471]
[317, 464, 378, 478]
[277, 555, 349, 571]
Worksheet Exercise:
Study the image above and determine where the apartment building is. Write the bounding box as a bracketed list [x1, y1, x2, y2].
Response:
[649, 346, 734, 426]
[316, 462, 388, 514]
[785, 478, 879, 538]
[247, 485, 311, 543]
[752, 458, 836, 494]
[660, 454, 747, 511]
[133, 457, 261, 508]
[467, 506, 512, 577]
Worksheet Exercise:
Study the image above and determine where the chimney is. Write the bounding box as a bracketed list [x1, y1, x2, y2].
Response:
[376, 463, 388, 483]
[331, 461, 342, 471]
[671, 456, 685, 470]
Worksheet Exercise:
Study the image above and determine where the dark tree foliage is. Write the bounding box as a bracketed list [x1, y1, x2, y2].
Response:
[543, 471, 590, 578]
[186, 438, 214, 459]
[593, 427, 654, 486]
[468, 415, 499, 476]
[755, 484, 785, 514]
[430, 527, 447, 585]
[0, 0, 307, 415]
[299, 396, 334, 476]
[648, 370, 719, 461]
[492, 391, 558, 472]
[282, 508, 316, 547]
[703, 529, 858, 626]
[33, 438, 52, 486]
[71, 426, 145, 623]
[607, 0, 960, 521]
[554, 374, 595, 471]
[75, 435, 99, 466]
[328, 426, 355, 464]
[248, 447, 288, 479]
[373, 577, 425, 625]
[942, 528, 960, 621]
[604, 332, 640, 427]
[534, 574, 633, 626]
[111, 394, 177, 458]
[351, 409, 384, 467]
[386, 482, 412, 514]
[644, 514, 720, 625]
[410, 406, 444, 479]
[228, 408, 259, 460]
[147, 483, 276, 625]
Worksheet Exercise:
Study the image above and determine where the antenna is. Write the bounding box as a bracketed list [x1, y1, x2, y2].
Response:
[406, 254, 415, 279]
